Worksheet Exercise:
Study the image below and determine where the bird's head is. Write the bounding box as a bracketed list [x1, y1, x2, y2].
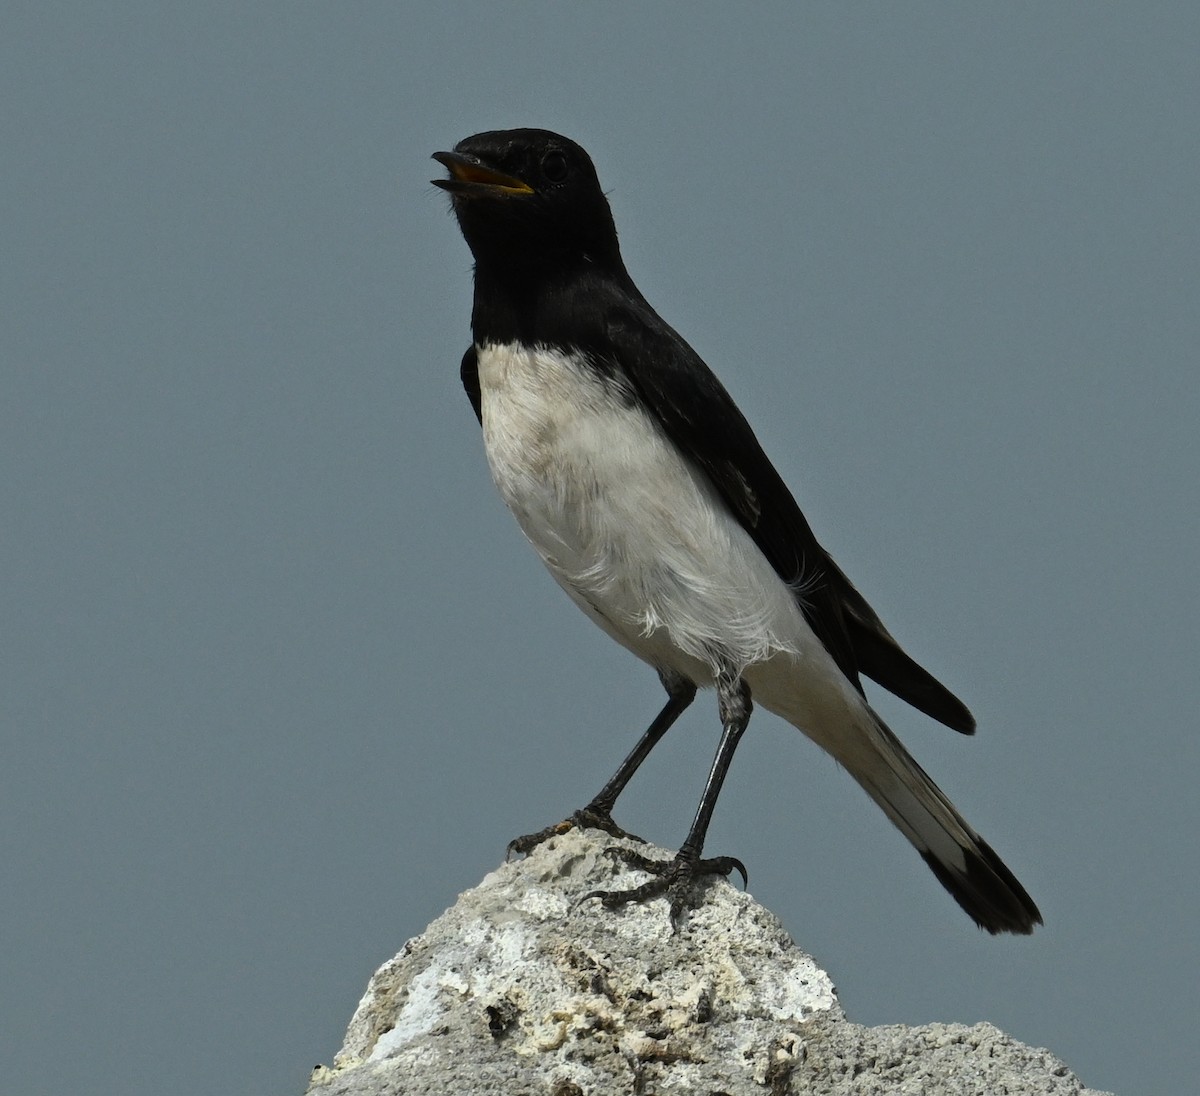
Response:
[432, 128, 621, 274]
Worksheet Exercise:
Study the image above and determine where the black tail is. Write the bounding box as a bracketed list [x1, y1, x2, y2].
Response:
[847, 712, 1042, 934]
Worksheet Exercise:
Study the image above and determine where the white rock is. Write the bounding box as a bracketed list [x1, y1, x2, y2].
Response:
[308, 829, 1111, 1096]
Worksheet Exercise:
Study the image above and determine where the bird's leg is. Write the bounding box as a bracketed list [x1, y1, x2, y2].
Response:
[578, 669, 752, 925]
[507, 670, 696, 858]
[579, 670, 698, 834]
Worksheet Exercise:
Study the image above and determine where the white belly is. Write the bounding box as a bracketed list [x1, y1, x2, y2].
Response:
[474, 341, 856, 724]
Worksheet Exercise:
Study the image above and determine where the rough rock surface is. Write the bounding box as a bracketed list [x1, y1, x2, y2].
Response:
[307, 829, 1111, 1096]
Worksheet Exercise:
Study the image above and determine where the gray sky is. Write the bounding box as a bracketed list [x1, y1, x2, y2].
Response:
[3, 5, 1197, 1095]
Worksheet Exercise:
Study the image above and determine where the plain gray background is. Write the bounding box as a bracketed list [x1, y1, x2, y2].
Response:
[3, 5, 1196, 1095]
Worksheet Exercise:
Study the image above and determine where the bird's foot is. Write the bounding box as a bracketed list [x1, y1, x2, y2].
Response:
[506, 806, 645, 860]
[577, 846, 748, 927]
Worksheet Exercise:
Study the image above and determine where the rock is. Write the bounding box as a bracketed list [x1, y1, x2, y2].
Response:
[307, 829, 1111, 1096]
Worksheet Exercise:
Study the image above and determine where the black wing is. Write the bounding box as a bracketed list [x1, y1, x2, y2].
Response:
[596, 290, 974, 734]
[828, 558, 974, 732]
[460, 346, 482, 423]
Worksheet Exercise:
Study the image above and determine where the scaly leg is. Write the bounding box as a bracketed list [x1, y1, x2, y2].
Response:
[507, 670, 697, 857]
[578, 669, 752, 924]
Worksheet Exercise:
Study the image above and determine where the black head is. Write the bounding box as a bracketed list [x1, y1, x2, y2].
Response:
[432, 128, 622, 275]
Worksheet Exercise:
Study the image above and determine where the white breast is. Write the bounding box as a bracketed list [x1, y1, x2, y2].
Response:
[475, 341, 829, 694]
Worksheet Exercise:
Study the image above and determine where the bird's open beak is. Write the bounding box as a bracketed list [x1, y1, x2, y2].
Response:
[431, 151, 535, 197]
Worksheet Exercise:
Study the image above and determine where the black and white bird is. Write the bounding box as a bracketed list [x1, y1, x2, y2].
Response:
[432, 128, 1041, 934]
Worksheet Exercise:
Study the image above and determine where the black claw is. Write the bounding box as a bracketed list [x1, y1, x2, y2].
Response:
[505, 818, 572, 860]
[717, 855, 749, 889]
[575, 876, 668, 912]
[600, 845, 664, 871]
[573, 805, 646, 843]
[574, 847, 747, 925]
[507, 806, 646, 861]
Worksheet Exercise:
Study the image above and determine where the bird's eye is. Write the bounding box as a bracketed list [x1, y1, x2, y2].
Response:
[541, 149, 569, 183]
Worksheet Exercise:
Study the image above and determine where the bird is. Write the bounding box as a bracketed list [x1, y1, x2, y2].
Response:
[431, 127, 1041, 934]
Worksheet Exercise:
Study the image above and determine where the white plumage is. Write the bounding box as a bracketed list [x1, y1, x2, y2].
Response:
[478, 340, 813, 679]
